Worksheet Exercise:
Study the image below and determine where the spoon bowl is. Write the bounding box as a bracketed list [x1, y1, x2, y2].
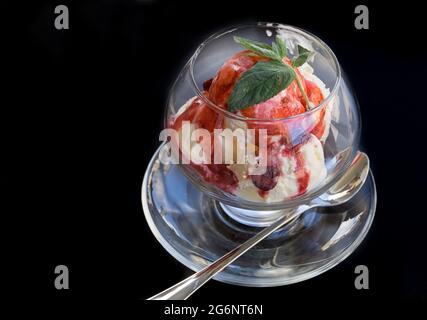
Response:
[316, 152, 369, 206]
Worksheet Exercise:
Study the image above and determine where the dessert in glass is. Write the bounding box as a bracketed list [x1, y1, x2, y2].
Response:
[142, 23, 376, 286]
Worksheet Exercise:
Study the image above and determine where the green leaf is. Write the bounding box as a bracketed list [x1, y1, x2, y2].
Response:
[272, 42, 281, 60]
[233, 36, 281, 61]
[275, 36, 287, 58]
[271, 42, 283, 61]
[228, 60, 296, 111]
[292, 45, 313, 67]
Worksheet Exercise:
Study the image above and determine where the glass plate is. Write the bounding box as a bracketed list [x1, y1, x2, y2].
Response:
[142, 144, 376, 287]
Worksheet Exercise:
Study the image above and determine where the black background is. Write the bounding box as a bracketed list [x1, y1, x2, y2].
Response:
[6, 0, 427, 309]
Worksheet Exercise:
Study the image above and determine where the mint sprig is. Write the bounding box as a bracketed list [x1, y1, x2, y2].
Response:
[229, 36, 314, 111]
[292, 45, 314, 67]
[274, 36, 287, 59]
[228, 61, 296, 112]
[234, 36, 283, 61]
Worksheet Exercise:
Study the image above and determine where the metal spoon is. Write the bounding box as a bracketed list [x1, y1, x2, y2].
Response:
[148, 152, 369, 300]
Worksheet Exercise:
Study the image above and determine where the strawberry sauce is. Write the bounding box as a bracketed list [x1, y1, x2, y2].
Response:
[171, 50, 326, 197]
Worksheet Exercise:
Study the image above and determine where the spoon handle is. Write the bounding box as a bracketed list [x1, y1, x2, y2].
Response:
[147, 205, 309, 300]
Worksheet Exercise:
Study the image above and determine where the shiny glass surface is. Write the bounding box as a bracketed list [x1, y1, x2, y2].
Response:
[142, 144, 376, 286]
[166, 23, 360, 210]
[142, 24, 375, 286]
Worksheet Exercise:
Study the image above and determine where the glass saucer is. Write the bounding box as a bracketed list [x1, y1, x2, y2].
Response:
[141, 144, 376, 287]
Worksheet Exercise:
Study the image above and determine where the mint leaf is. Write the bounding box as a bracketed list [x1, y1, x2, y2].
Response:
[233, 36, 281, 61]
[230, 37, 313, 111]
[272, 42, 281, 59]
[275, 36, 287, 58]
[228, 61, 296, 112]
[292, 45, 313, 67]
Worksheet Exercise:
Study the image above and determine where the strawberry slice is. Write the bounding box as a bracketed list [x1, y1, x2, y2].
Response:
[172, 96, 222, 133]
[208, 51, 267, 107]
[304, 79, 325, 139]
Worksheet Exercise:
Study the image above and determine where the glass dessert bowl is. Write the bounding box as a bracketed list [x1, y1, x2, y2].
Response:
[164, 23, 360, 223]
[142, 23, 376, 286]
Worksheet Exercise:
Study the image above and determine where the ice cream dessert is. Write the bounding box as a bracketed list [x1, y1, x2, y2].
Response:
[170, 36, 334, 203]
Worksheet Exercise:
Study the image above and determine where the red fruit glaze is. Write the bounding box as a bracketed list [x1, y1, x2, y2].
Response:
[208, 51, 268, 107]
[171, 50, 327, 198]
[171, 96, 239, 192]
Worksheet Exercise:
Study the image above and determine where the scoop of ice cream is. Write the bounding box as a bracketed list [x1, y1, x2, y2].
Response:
[170, 50, 333, 202]
[207, 51, 328, 140]
[171, 96, 238, 193]
[231, 134, 326, 202]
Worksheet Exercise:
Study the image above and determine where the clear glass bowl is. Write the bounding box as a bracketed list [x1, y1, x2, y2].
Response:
[165, 23, 360, 211]
[143, 23, 375, 287]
